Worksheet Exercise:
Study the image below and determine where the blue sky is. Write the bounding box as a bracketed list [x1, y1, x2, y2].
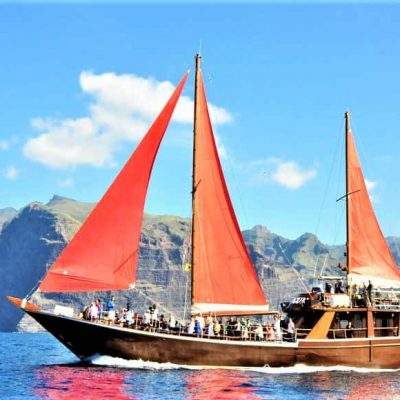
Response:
[1, 3, 400, 244]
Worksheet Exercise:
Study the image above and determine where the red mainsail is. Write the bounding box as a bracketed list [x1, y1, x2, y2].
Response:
[191, 56, 269, 315]
[39, 73, 188, 292]
[346, 114, 400, 287]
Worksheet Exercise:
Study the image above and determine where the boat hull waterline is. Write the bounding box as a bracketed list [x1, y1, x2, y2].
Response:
[23, 308, 400, 369]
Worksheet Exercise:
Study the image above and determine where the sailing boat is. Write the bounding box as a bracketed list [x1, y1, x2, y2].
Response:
[7, 57, 400, 368]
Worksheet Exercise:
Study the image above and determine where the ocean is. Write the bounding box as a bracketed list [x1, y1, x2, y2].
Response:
[1, 332, 400, 399]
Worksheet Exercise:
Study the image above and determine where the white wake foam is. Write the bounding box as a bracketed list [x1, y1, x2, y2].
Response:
[89, 355, 399, 374]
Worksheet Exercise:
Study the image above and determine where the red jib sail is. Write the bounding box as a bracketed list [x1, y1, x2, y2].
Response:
[39, 73, 188, 292]
[191, 57, 269, 315]
[346, 118, 400, 288]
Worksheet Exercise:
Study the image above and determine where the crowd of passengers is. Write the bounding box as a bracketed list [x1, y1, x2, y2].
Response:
[81, 297, 296, 341]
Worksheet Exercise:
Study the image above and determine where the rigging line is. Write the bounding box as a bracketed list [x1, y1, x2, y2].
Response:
[277, 239, 310, 295]
[314, 120, 344, 276]
[313, 118, 344, 278]
[314, 117, 344, 237]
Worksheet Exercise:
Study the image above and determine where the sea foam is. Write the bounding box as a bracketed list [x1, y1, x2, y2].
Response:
[88, 355, 400, 374]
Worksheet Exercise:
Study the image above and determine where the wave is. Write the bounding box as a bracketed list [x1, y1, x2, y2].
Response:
[88, 355, 399, 374]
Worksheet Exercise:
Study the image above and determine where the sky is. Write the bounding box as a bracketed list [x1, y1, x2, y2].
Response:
[1, 3, 400, 244]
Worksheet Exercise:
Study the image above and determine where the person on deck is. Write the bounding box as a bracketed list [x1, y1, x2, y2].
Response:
[265, 323, 276, 341]
[273, 314, 282, 341]
[96, 298, 103, 320]
[188, 317, 195, 335]
[287, 318, 295, 341]
[213, 319, 221, 337]
[367, 280, 374, 307]
[254, 323, 264, 341]
[168, 314, 176, 332]
[143, 309, 151, 329]
[194, 318, 202, 337]
[89, 302, 99, 322]
[106, 296, 116, 325]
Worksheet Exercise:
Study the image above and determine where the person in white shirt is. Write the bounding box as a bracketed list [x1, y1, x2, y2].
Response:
[143, 310, 151, 327]
[169, 314, 176, 331]
[273, 314, 282, 341]
[126, 309, 134, 326]
[188, 317, 195, 334]
[89, 302, 98, 322]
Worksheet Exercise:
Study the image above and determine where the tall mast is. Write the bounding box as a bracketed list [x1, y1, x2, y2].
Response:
[190, 54, 201, 307]
[345, 111, 350, 272]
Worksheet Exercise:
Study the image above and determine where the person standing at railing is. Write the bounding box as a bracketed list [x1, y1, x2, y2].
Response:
[273, 314, 282, 341]
[367, 281, 373, 307]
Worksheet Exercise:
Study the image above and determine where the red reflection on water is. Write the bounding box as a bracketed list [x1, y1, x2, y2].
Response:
[186, 369, 260, 400]
[35, 366, 134, 400]
[345, 375, 400, 400]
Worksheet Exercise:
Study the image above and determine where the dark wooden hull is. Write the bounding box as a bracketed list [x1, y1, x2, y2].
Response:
[26, 309, 400, 368]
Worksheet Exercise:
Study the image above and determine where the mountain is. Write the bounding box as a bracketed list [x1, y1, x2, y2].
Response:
[0, 207, 17, 231]
[1, 195, 400, 332]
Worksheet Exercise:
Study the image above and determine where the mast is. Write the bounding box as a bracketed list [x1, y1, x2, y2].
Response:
[345, 111, 350, 273]
[191, 53, 201, 307]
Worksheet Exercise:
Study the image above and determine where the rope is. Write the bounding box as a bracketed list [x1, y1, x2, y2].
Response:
[277, 239, 310, 295]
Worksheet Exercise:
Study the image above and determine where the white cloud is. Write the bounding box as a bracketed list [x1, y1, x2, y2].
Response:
[58, 177, 75, 188]
[3, 166, 19, 180]
[272, 161, 317, 190]
[24, 71, 232, 169]
[246, 158, 317, 190]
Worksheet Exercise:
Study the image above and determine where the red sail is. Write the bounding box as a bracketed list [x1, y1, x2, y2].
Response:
[347, 121, 400, 287]
[191, 58, 268, 315]
[39, 73, 188, 292]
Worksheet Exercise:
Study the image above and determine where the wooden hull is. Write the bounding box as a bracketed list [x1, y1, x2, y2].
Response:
[25, 309, 400, 368]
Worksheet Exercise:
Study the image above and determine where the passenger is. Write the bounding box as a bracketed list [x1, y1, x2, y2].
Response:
[194, 318, 202, 337]
[126, 308, 134, 327]
[188, 317, 195, 335]
[207, 321, 214, 337]
[242, 324, 249, 340]
[234, 319, 242, 337]
[273, 314, 282, 341]
[150, 304, 159, 327]
[254, 323, 264, 341]
[96, 298, 103, 320]
[351, 284, 358, 307]
[143, 309, 151, 329]
[106, 296, 116, 325]
[214, 319, 221, 337]
[287, 318, 295, 341]
[367, 280, 373, 307]
[169, 314, 176, 332]
[265, 323, 276, 341]
[194, 314, 204, 335]
[89, 302, 99, 322]
[82, 304, 90, 320]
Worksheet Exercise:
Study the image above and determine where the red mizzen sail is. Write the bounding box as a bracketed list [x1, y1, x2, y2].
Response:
[346, 114, 400, 287]
[191, 56, 268, 315]
[39, 73, 188, 292]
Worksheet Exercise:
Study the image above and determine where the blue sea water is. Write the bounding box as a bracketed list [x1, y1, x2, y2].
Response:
[1, 333, 400, 400]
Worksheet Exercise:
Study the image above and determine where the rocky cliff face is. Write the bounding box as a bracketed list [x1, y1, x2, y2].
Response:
[1, 195, 400, 332]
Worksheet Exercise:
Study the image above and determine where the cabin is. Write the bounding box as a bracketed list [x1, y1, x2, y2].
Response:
[285, 286, 400, 340]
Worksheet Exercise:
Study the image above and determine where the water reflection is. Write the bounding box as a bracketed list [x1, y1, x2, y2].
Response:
[35, 365, 133, 400]
[345, 374, 400, 400]
[186, 369, 260, 400]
